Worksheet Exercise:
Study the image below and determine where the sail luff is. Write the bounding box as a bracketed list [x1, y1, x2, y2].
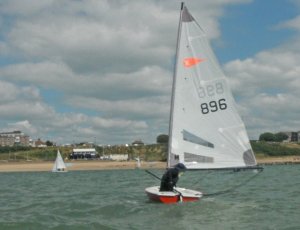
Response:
[168, 2, 185, 168]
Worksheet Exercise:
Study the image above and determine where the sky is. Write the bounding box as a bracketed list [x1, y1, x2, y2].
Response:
[0, 0, 300, 145]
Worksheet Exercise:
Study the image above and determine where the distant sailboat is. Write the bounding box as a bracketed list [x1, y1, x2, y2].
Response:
[52, 150, 67, 172]
[135, 157, 141, 168]
[145, 2, 261, 203]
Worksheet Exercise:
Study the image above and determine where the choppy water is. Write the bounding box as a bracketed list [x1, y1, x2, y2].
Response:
[0, 165, 299, 230]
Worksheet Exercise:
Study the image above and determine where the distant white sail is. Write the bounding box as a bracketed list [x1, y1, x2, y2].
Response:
[168, 3, 257, 169]
[52, 150, 67, 172]
[135, 157, 141, 168]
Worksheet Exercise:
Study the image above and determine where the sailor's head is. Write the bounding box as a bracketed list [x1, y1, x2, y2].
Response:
[175, 163, 187, 173]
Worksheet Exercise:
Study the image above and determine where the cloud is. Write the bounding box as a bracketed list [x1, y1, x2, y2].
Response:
[224, 34, 300, 138]
[8, 120, 38, 136]
[2, 0, 251, 72]
[0, 80, 19, 102]
[0, 61, 171, 100]
[4, 0, 298, 145]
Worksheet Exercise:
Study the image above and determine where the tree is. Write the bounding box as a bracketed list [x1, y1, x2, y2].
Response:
[46, 140, 53, 146]
[259, 132, 276, 142]
[274, 132, 289, 142]
[259, 132, 289, 142]
[156, 134, 169, 144]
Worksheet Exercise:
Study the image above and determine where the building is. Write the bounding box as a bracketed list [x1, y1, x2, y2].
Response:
[132, 139, 144, 146]
[69, 148, 97, 159]
[99, 154, 129, 161]
[34, 138, 47, 147]
[0, 131, 30, 146]
[109, 154, 129, 161]
[282, 131, 300, 142]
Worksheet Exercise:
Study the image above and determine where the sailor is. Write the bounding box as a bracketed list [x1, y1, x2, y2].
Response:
[159, 163, 187, 192]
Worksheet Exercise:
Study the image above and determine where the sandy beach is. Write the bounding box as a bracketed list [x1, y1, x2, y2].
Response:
[0, 156, 299, 172]
[0, 160, 167, 172]
[256, 155, 300, 165]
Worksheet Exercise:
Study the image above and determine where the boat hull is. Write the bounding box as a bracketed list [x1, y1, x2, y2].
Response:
[145, 186, 202, 204]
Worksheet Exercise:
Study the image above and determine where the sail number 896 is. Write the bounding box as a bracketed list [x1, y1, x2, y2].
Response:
[200, 98, 227, 114]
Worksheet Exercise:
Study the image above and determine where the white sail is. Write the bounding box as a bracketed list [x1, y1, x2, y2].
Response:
[135, 157, 141, 168]
[52, 150, 67, 172]
[168, 3, 257, 169]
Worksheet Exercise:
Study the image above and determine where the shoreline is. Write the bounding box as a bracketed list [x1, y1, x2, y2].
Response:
[0, 160, 167, 172]
[256, 155, 300, 165]
[0, 156, 300, 172]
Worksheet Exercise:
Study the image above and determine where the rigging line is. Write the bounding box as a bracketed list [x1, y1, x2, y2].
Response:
[190, 170, 213, 187]
[202, 169, 263, 197]
[145, 169, 161, 181]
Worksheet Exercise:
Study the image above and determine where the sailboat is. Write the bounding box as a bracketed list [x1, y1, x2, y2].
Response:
[145, 2, 261, 203]
[135, 157, 141, 169]
[52, 150, 67, 172]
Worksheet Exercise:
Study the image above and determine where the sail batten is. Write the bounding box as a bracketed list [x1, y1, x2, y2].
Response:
[168, 3, 257, 170]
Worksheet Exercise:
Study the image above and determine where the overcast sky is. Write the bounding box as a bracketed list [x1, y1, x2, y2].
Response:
[0, 0, 299, 145]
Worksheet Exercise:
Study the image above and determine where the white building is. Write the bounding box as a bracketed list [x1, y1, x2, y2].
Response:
[0, 131, 30, 146]
[109, 154, 129, 161]
[70, 148, 97, 159]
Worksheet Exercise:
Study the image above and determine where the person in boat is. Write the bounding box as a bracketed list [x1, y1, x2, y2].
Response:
[159, 163, 187, 192]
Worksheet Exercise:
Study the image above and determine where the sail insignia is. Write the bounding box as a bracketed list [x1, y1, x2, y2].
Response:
[183, 57, 204, 67]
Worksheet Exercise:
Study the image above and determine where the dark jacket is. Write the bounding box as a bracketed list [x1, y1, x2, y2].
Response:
[159, 167, 180, 191]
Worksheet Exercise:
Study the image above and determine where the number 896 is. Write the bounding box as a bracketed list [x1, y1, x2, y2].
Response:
[200, 98, 227, 114]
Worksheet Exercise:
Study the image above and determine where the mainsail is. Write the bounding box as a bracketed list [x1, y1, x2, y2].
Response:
[168, 3, 257, 169]
[52, 150, 67, 172]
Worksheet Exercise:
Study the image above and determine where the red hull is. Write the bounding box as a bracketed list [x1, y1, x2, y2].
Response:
[145, 186, 202, 204]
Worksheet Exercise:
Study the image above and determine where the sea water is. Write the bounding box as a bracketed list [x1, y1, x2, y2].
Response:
[0, 165, 299, 230]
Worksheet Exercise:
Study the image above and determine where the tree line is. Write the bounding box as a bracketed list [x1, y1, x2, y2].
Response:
[251, 141, 300, 156]
[158, 132, 292, 143]
[259, 132, 289, 142]
[0, 133, 299, 161]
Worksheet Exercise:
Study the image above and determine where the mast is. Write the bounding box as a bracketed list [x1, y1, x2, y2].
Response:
[168, 2, 184, 168]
